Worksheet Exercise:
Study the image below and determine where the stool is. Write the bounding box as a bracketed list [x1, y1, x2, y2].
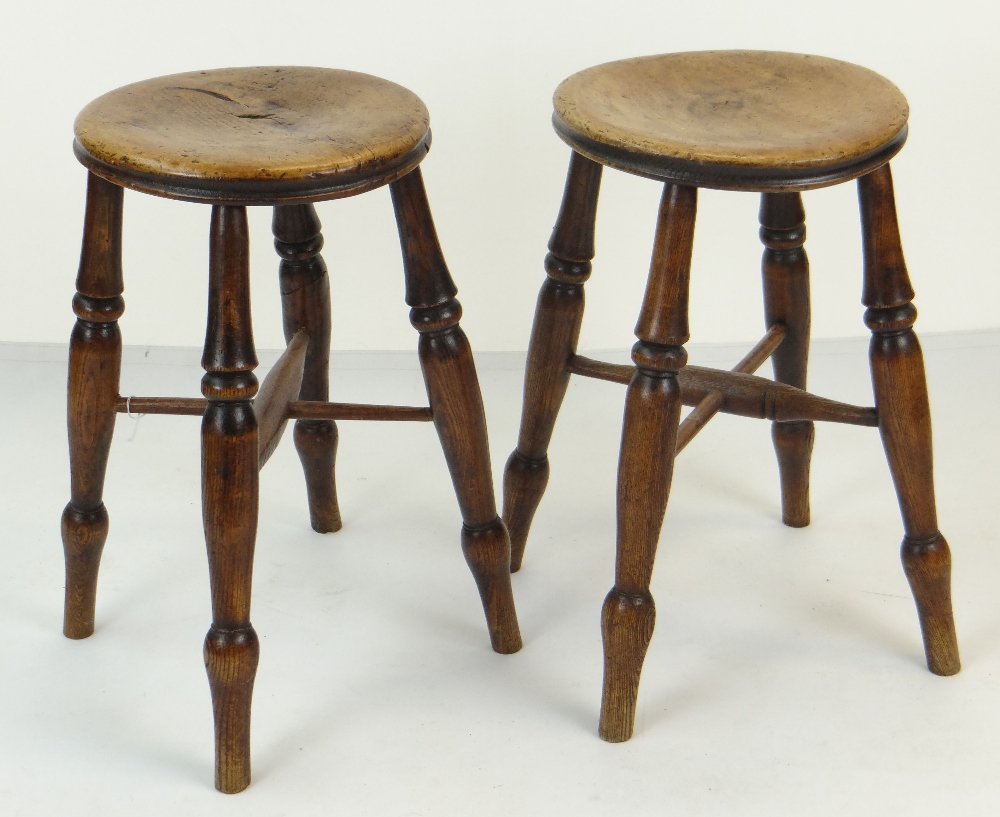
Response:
[502, 51, 960, 743]
[63, 67, 522, 793]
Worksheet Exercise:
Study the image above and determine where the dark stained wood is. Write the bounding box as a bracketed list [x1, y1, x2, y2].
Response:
[567, 355, 877, 427]
[62, 172, 125, 639]
[74, 67, 431, 204]
[503, 151, 603, 571]
[67, 69, 526, 793]
[391, 167, 522, 654]
[553, 51, 909, 191]
[600, 183, 695, 743]
[674, 324, 786, 452]
[201, 205, 260, 794]
[255, 330, 308, 469]
[274, 204, 342, 532]
[761, 191, 815, 527]
[114, 395, 433, 422]
[502, 53, 958, 750]
[859, 163, 959, 676]
[287, 401, 432, 422]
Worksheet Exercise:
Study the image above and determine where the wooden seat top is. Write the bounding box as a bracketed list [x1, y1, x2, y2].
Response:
[74, 66, 431, 204]
[553, 51, 909, 191]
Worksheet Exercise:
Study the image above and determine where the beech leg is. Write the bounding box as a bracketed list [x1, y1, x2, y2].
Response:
[63, 173, 124, 639]
[600, 184, 696, 741]
[390, 167, 522, 654]
[859, 164, 959, 675]
[503, 151, 602, 571]
[760, 192, 814, 526]
[202, 205, 261, 793]
[273, 204, 342, 532]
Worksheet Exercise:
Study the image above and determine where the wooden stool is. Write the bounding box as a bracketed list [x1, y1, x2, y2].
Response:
[503, 51, 960, 743]
[63, 67, 522, 793]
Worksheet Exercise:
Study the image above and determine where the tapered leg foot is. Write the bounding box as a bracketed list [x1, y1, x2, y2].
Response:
[274, 204, 343, 534]
[859, 163, 960, 675]
[901, 534, 960, 675]
[771, 421, 814, 527]
[63, 173, 124, 640]
[293, 421, 343, 533]
[205, 625, 260, 794]
[463, 519, 522, 653]
[599, 589, 655, 742]
[502, 452, 550, 572]
[61, 503, 109, 639]
[502, 152, 602, 570]
[391, 167, 522, 654]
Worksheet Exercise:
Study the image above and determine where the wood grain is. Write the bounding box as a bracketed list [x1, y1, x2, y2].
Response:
[503, 151, 603, 571]
[391, 168, 522, 654]
[62, 172, 125, 639]
[201, 204, 260, 793]
[553, 51, 908, 191]
[760, 191, 815, 526]
[600, 183, 695, 743]
[254, 330, 308, 469]
[859, 163, 959, 676]
[74, 67, 431, 203]
[274, 203, 342, 532]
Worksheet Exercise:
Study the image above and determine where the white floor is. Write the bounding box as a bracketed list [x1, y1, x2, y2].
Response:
[0, 334, 997, 815]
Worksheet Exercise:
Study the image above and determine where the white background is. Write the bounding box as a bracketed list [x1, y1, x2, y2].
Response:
[2, 0, 999, 353]
[1, 3, 999, 814]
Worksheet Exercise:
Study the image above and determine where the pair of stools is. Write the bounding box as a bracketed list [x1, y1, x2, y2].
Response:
[64, 52, 959, 792]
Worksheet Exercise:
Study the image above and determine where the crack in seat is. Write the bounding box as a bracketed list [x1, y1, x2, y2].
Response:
[553, 51, 910, 190]
[73, 66, 432, 203]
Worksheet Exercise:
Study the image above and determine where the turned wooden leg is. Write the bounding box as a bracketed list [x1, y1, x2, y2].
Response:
[503, 151, 602, 571]
[63, 173, 124, 639]
[600, 184, 696, 742]
[390, 167, 522, 654]
[859, 164, 959, 676]
[273, 204, 342, 533]
[202, 205, 261, 793]
[760, 192, 814, 527]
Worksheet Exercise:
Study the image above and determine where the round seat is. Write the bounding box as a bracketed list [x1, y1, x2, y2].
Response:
[553, 51, 909, 191]
[74, 66, 432, 204]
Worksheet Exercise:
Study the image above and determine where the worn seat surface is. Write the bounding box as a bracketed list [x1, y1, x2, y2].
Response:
[74, 66, 431, 203]
[553, 50, 909, 190]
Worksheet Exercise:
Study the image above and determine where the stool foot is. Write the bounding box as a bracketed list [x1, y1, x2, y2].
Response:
[274, 204, 342, 534]
[63, 172, 124, 640]
[860, 163, 960, 676]
[391, 167, 522, 654]
[599, 589, 655, 742]
[772, 421, 814, 527]
[463, 520, 522, 653]
[61, 503, 109, 639]
[204, 625, 260, 794]
[502, 452, 549, 572]
[293, 420, 342, 533]
[503, 153, 601, 571]
[901, 534, 960, 675]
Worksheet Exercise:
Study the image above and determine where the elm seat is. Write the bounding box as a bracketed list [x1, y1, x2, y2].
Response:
[552, 51, 910, 190]
[73, 66, 432, 203]
[62, 66, 520, 795]
[504, 50, 960, 747]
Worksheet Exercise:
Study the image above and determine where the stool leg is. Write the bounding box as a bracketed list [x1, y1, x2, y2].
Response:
[859, 164, 960, 676]
[390, 167, 522, 655]
[760, 192, 814, 527]
[201, 205, 261, 793]
[273, 204, 342, 533]
[600, 184, 696, 742]
[62, 173, 124, 639]
[503, 151, 602, 571]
